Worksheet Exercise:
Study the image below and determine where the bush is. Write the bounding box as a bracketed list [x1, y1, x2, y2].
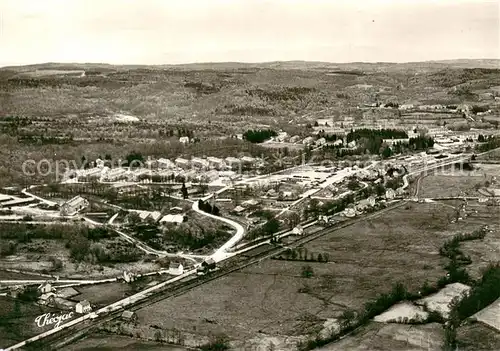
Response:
[301, 265, 314, 278]
[199, 333, 230, 351]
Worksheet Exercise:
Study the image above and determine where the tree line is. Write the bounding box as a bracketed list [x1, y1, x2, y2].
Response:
[243, 129, 277, 143]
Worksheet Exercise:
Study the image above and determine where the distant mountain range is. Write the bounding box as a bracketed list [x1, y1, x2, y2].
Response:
[2, 59, 499, 72]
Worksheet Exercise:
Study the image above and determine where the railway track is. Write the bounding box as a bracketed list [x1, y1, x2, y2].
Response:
[35, 200, 408, 350]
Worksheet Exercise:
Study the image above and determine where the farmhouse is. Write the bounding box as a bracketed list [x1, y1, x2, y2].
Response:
[179, 136, 190, 144]
[385, 188, 396, 200]
[138, 211, 150, 221]
[202, 258, 216, 270]
[38, 292, 56, 306]
[242, 199, 259, 207]
[75, 300, 92, 314]
[356, 196, 376, 211]
[231, 205, 246, 215]
[38, 282, 53, 294]
[121, 310, 138, 323]
[169, 262, 184, 275]
[60, 196, 89, 216]
[289, 135, 301, 143]
[150, 211, 162, 222]
[160, 214, 185, 224]
[56, 287, 79, 299]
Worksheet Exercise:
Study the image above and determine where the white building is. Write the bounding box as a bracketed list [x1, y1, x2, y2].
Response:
[343, 208, 356, 217]
[207, 157, 225, 169]
[203, 170, 219, 182]
[385, 188, 396, 200]
[179, 136, 190, 144]
[95, 158, 105, 168]
[356, 196, 376, 212]
[38, 282, 53, 294]
[78, 167, 102, 179]
[168, 262, 184, 275]
[75, 300, 92, 314]
[275, 131, 289, 142]
[302, 136, 315, 145]
[139, 211, 150, 221]
[150, 211, 162, 222]
[399, 104, 414, 110]
[240, 156, 256, 165]
[225, 157, 241, 170]
[158, 158, 175, 169]
[175, 158, 190, 169]
[289, 135, 301, 143]
[315, 137, 327, 146]
[191, 157, 210, 169]
[383, 138, 410, 146]
[292, 225, 304, 235]
[104, 167, 127, 181]
[160, 214, 185, 224]
[60, 196, 89, 216]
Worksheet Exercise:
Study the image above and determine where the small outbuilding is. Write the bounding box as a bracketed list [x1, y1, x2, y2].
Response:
[75, 300, 92, 314]
[169, 262, 184, 276]
[121, 310, 138, 323]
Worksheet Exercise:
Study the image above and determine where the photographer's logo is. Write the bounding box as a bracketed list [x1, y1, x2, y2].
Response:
[34, 312, 74, 329]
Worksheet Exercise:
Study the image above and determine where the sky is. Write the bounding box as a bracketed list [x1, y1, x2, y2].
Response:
[0, 0, 498, 66]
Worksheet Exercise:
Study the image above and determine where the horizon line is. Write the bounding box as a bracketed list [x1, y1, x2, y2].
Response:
[2, 57, 500, 70]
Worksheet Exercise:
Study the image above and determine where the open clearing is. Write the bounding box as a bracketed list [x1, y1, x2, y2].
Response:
[0, 296, 63, 348]
[457, 322, 500, 351]
[471, 297, 500, 332]
[65, 333, 188, 351]
[414, 164, 500, 198]
[417, 174, 485, 198]
[135, 202, 460, 349]
[317, 322, 444, 351]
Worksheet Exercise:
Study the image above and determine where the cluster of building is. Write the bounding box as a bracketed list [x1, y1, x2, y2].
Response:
[64, 155, 264, 185]
[7, 282, 94, 314]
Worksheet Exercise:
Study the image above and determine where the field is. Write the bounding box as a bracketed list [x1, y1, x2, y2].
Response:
[0, 296, 64, 348]
[414, 164, 500, 198]
[65, 333, 188, 351]
[317, 322, 444, 351]
[132, 202, 464, 349]
[74, 282, 133, 307]
[457, 322, 500, 351]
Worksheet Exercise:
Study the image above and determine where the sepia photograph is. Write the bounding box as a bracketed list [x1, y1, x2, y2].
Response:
[0, 0, 499, 350]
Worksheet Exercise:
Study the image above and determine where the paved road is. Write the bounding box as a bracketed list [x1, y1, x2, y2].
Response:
[83, 216, 201, 264]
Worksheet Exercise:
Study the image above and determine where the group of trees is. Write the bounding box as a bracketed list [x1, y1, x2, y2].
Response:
[243, 129, 277, 143]
[246, 87, 314, 102]
[346, 128, 408, 143]
[323, 128, 434, 159]
[158, 127, 195, 139]
[304, 194, 356, 219]
[248, 217, 281, 240]
[162, 226, 230, 251]
[274, 248, 330, 263]
[198, 200, 220, 216]
[476, 136, 500, 153]
[0, 222, 145, 265]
